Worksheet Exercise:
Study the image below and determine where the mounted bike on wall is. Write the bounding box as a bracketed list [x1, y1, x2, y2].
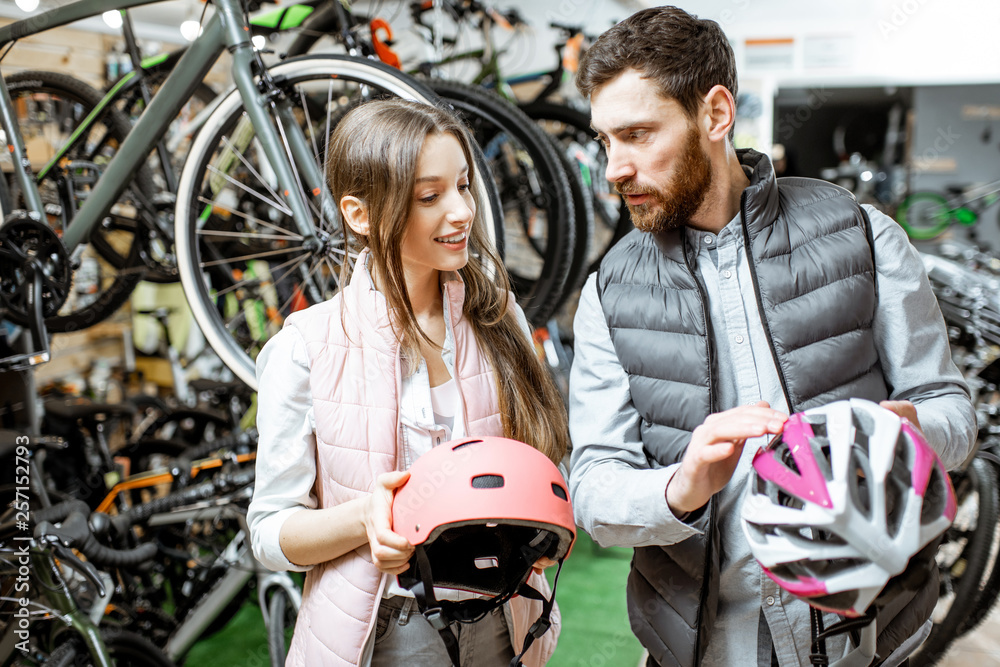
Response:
[897, 179, 1000, 243]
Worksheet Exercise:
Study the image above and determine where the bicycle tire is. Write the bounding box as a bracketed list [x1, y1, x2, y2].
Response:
[956, 456, 1000, 635]
[897, 191, 953, 241]
[267, 587, 297, 667]
[429, 79, 576, 324]
[2, 70, 153, 333]
[549, 132, 593, 308]
[175, 55, 500, 389]
[519, 100, 633, 275]
[911, 456, 1000, 666]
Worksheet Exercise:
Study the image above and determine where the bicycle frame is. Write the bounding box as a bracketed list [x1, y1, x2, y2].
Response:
[0, 0, 325, 254]
[141, 503, 300, 661]
[0, 542, 113, 666]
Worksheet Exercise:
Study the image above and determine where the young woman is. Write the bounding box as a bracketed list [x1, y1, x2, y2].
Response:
[248, 99, 569, 667]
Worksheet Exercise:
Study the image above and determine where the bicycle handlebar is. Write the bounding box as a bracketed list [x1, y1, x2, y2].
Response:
[110, 466, 257, 534]
[173, 427, 258, 472]
[34, 508, 158, 568]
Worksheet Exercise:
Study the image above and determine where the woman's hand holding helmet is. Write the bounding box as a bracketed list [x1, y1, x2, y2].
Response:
[365, 471, 415, 575]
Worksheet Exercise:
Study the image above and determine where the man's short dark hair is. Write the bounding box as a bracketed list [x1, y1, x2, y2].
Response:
[577, 6, 738, 120]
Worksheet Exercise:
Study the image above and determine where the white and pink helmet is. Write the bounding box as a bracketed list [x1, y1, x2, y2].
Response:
[741, 398, 957, 617]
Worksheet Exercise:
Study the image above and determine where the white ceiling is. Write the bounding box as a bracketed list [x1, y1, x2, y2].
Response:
[2, 0, 999, 86]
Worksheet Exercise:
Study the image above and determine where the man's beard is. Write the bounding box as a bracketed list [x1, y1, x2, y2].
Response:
[616, 126, 713, 233]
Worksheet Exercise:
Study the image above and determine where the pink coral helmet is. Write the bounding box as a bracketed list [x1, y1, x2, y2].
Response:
[391, 436, 575, 666]
[392, 436, 575, 596]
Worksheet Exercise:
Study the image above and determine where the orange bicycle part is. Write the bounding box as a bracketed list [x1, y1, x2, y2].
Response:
[95, 451, 257, 514]
[370, 18, 401, 69]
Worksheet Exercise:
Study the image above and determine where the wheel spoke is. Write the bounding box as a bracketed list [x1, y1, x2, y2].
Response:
[316, 80, 336, 236]
[298, 86, 321, 166]
[199, 245, 305, 268]
[212, 250, 311, 299]
[196, 197, 303, 240]
[277, 256, 325, 315]
[206, 164, 292, 216]
[196, 228, 303, 242]
[219, 134, 287, 211]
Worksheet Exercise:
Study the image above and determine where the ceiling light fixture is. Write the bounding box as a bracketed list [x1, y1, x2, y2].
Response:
[102, 10, 124, 29]
[180, 19, 202, 42]
[15, 0, 39, 12]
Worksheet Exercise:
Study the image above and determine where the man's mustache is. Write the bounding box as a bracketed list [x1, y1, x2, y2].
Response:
[615, 181, 658, 197]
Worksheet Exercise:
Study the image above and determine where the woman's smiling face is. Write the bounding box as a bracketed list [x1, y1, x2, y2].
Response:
[400, 131, 476, 283]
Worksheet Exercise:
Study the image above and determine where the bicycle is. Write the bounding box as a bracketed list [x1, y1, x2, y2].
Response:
[101, 463, 302, 665]
[897, 179, 1000, 242]
[0, 479, 175, 665]
[0, 0, 501, 392]
[283, 0, 582, 323]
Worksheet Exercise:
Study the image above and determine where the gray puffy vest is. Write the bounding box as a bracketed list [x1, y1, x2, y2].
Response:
[596, 149, 890, 666]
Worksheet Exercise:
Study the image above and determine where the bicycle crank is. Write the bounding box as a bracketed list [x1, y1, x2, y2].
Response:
[0, 211, 71, 322]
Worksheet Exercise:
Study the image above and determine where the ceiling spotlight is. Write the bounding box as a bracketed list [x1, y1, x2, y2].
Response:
[180, 19, 202, 42]
[15, 0, 39, 12]
[102, 10, 123, 29]
[252, 35, 265, 49]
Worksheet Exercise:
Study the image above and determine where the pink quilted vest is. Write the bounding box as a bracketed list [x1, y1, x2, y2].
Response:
[281, 253, 559, 666]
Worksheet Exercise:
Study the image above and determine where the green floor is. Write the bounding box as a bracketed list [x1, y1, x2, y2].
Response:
[185, 530, 644, 666]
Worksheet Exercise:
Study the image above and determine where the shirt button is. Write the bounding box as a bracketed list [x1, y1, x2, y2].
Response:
[723, 270, 733, 279]
[735, 334, 745, 344]
[766, 596, 775, 606]
[704, 235, 714, 245]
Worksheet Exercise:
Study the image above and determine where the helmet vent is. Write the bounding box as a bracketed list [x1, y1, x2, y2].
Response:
[551, 483, 568, 501]
[472, 474, 505, 489]
[453, 439, 484, 451]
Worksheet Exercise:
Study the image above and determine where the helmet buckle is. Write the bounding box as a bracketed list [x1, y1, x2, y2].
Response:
[423, 607, 449, 630]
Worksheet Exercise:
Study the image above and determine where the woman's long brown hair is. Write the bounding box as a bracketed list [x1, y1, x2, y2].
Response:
[325, 99, 568, 464]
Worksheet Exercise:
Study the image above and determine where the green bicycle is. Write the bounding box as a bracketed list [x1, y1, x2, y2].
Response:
[897, 179, 1000, 241]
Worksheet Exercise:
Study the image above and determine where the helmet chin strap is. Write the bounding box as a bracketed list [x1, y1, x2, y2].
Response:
[809, 607, 878, 667]
[407, 539, 566, 667]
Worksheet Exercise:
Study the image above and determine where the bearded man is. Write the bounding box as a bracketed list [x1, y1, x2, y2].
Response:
[566, 6, 976, 667]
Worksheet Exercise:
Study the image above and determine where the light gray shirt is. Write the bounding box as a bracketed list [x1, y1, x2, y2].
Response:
[568, 204, 977, 666]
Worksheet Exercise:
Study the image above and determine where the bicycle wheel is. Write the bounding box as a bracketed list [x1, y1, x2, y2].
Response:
[548, 132, 593, 310]
[911, 456, 1000, 666]
[897, 191, 953, 241]
[175, 55, 500, 389]
[956, 455, 1000, 635]
[520, 100, 632, 275]
[430, 80, 576, 324]
[1, 70, 153, 332]
[267, 587, 297, 667]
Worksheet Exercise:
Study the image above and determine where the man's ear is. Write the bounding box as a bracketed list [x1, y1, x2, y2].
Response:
[340, 195, 370, 236]
[702, 84, 736, 143]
